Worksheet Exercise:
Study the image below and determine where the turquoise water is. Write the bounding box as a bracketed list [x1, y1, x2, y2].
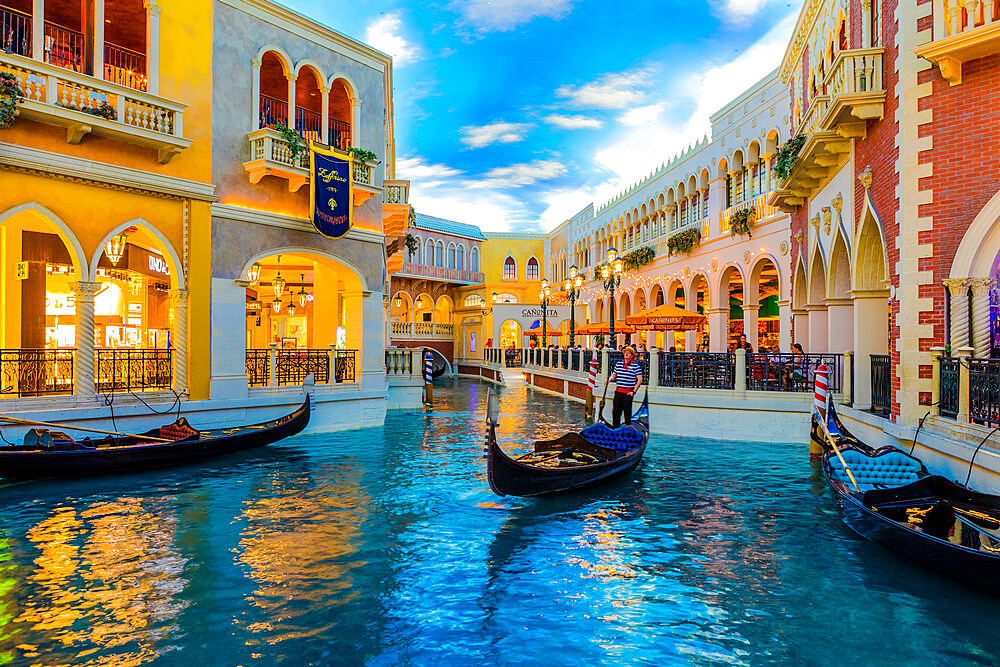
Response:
[1, 379, 1000, 665]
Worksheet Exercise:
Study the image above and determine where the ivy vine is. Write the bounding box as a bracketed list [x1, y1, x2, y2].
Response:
[0, 72, 23, 130]
[730, 207, 756, 239]
[275, 122, 304, 159]
[771, 134, 805, 182]
[405, 232, 418, 259]
[667, 228, 701, 256]
[350, 147, 378, 163]
[621, 246, 655, 271]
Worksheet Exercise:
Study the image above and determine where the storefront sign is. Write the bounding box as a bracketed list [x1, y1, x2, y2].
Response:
[148, 255, 170, 276]
[310, 145, 352, 238]
[15, 261, 28, 280]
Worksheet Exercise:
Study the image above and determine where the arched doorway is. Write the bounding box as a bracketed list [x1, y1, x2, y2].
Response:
[328, 77, 353, 151]
[808, 247, 828, 353]
[391, 292, 412, 336]
[828, 234, 853, 353]
[258, 50, 290, 129]
[434, 295, 454, 324]
[688, 275, 709, 351]
[792, 260, 809, 350]
[720, 265, 745, 351]
[853, 204, 890, 410]
[499, 319, 522, 349]
[294, 65, 324, 141]
[750, 258, 781, 351]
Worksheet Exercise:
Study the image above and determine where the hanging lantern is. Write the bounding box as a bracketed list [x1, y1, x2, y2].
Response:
[272, 297, 282, 313]
[272, 255, 286, 298]
[247, 262, 261, 285]
[297, 274, 308, 308]
[287, 299, 296, 316]
[394, 295, 402, 309]
[105, 231, 129, 266]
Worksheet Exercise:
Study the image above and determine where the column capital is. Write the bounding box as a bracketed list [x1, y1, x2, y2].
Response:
[73, 281, 103, 299]
[170, 288, 189, 303]
[285, 73, 298, 82]
[943, 277, 970, 294]
[968, 277, 995, 296]
[251, 57, 262, 70]
[144, 0, 162, 16]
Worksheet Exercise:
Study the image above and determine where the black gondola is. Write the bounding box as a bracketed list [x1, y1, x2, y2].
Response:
[818, 405, 1000, 594]
[0, 396, 310, 480]
[486, 391, 649, 497]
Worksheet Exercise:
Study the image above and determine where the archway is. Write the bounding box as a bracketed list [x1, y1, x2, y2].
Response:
[853, 202, 891, 409]
[258, 50, 290, 129]
[720, 264, 745, 351]
[750, 257, 781, 351]
[688, 274, 709, 351]
[391, 291, 412, 326]
[792, 260, 810, 350]
[499, 319, 522, 349]
[827, 233, 853, 353]
[294, 64, 324, 140]
[434, 295, 454, 324]
[328, 77, 354, 150]
[808, 246, 829, 352]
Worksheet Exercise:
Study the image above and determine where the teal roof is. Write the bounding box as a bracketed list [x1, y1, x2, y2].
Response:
[413, 213, 487, 241]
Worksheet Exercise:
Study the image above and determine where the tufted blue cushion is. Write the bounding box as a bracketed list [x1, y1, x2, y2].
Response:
[827, 448, 926, 492]
[580, 423, 644, 451]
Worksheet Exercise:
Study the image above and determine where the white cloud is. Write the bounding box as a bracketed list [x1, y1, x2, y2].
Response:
[364, 13, 419, 65]
[711, 0, 778, 25]
[617, 103, 665, 127]
[474, 159, 568, 188]
[453, 0, 575, 32]
[543, 114, 603, 130]
[459, 121, 533, 148]
[537, 182, 622, 231]
[395, 156, 463, 186]
[555, 70, 652, 110]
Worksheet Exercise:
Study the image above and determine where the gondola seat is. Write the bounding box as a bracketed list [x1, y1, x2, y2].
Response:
[827, 448, 927, 492]
[579, 423, 644, 451]
[158, 419, 199, 441]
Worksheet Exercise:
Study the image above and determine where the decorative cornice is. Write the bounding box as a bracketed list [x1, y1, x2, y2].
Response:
[211, 203, 385, 245]
[0, 142, 217, 201]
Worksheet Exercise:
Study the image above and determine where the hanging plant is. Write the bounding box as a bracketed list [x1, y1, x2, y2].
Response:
[730, 207, 756, 239]
[350, 147, 378, 164]
[405, 232, 418, 259]
[408, 206, 417, 227]
[0, 72, 23, 129]
[621, 246, 656, 271]
[667, 228, 701, 256]
[771, 134, 806, 182]
[595, 334, 605, 347]
[275, 122, 304, 159]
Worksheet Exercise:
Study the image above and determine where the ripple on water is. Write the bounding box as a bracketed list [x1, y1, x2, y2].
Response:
[0, 380, 999, 665]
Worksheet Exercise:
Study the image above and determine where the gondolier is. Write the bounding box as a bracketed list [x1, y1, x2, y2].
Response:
[604, 346, 643, 427]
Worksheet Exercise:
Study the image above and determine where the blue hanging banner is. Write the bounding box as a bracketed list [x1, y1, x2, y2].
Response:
[310, 145, 353, 238]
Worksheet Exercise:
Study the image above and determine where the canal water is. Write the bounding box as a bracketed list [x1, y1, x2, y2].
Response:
[1, 379, 1000, 665]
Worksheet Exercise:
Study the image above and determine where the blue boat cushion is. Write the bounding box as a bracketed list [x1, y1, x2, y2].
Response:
[579, 423, 643, 452]
[827, 449, 925, 492]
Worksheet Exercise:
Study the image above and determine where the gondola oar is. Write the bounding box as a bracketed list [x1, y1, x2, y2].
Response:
[597, 385, 608, 424]
[0, 415, 174, 443]
[821, 422, 860, 493]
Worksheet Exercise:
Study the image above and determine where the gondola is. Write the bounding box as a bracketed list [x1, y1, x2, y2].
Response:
[0, 396, 310, 480]
[819, 407, 1000, 593]
[485, 390, 649, 497]
[810, 397, 882, 455]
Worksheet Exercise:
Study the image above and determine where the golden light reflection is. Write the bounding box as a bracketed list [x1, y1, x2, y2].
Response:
[565, 507, 636, 581]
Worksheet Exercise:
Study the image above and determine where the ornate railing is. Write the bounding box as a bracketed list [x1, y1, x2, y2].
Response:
[0, 6, 30, 57]
[385, 348, 413, 375]
[719, 193, 777, 235]
[334, 350, 357, 383]
[608, 350, 649, 385]
[328, 118, 350, 151]
[746, 353, 843, 392]
[826, 48, 884, 100]
[96, 348, 171, 393]
[939, 356, 960, 419]
[0, 348, 74, 397]
[295, 106, 322, 140]
[969, 358, 1000, 427]
[384, 180, 409, 204]
[353, 161, 373, 187]
[43, 21, 83, 72]
[258, 93, 288, 130]
[870, 354, 891, 415]
[247, 128, 309, 169]
[504, 349, 522, 368]
[246, 348, 270, 388]
[275, 349, 329, 386]
[103, 42, 146, 91]
[659, 353, 735, 389]
[938, 0, 999, 38]
[398, 262, 484, 284]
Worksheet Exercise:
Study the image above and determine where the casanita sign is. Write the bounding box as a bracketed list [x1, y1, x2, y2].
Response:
[490, 303, 588, 340]
[520, 308, 557, 318]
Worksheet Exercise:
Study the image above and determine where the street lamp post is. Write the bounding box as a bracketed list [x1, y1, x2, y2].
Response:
[538, 279, 551, 347]
[601, 248, 624, 347]
[564, 265, 584, 347]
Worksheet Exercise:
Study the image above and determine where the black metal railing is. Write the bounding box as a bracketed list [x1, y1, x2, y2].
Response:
[335, 350, 357, 383]
[571, 350, 580, 371]
[96, 348, 171, 393]
[505, 349, 522, 368]
[582, 349, 594, 369]
[0, 6, 31, 57]
[969, 358, 1000, 427]
[607, 350, 649, 385]
[259, 93, 289, 130]
[561, 349, 569, 369]
[939, 356, 960, 419]
[43, 21, 84, 72]
[329, 118, 351, 152]
[870, 354, 891, 415]
[295, 106, 322, 140]
[659, 353, 735, 389]
[275, 349, 329, 386]
[0, 348, 74, 397]
[104, 41, 147, 91]
[246, 349, 270, 387]
[542, 349, 549, 366]
[746, 353, 843, 392]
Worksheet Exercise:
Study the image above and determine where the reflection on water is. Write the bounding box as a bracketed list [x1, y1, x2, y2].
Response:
[0, 380, 998, 664]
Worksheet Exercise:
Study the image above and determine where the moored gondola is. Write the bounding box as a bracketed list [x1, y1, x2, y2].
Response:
[0, 396, 310, 480]
[485, 390, 649, 497]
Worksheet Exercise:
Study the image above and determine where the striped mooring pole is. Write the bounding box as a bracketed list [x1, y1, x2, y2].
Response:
[585, 357, 599, 417]
[423, 349, 434, 407]
[811, 364, 829, 457]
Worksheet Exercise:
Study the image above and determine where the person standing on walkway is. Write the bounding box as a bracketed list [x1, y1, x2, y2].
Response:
[604, 346, 643, 427]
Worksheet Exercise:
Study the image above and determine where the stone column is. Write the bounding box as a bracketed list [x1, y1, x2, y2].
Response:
[743, 301, 759, 350]
[930, 346, 946, 416]
[735, 348, 747, 394]
[144, 0, 160, 95]
[708, 177, 726, 235]
[778, 299, 792, 350]
[792, 308, 809, 350]
[251, 57, 262, 129]
[957, 346, 973, 423]
[210, 278, 251, 399]
[73, 281, 101, 396]
[852, 290, 890, 411]
[760, 152, 775, 193]
[169, 288, 188, 393]
[826, 297, 854, 353]
[286, 73, 297, 128]
[843, 350, 853, 406]
[320, 84, 331, 144]
[807, 304, 828, 353]
[665, 203, 677, 232]
[650, 349, 660, 386]
[94, 0, 105, 77]
[969, 277, 995, 358]
[31, 0, 43, 61]
[708, 308, 728, 352]
[944, 278, 970, 352]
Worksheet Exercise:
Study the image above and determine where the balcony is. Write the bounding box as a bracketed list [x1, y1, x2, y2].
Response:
[1, 51, 189, 163]
[769, 96, 848, 212]
[820, 48, 885, 137]
[390, 322, 454, 341]
[383, 179, 411, 238]
[243, 127, 380, 204]
[720, 194, 779, 235]
[915, 0, 1000, 85]
[396, 261, 484, 285]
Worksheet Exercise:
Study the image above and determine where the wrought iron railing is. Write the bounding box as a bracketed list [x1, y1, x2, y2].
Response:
[969, 358, 1000, 427]
[295, 105, 322, 140]
[43, 21, 84, 72]
[334, 350, 357, 383]
[571, 350, 580, 371]
[870, 354, 891, 415]
[103, 42, 146, 91]
[608, 350, 649, 385]
[96, 348, 171, 393]
[246, 348, 270, 387]
[746, 353, 843, 392]
[505, 349, 522, 368]
[0, 6, 31, 57]
[939, 356, 960, 419]
[0, 348, 74, 397]
[328, 117, 350, 151]
[583, 349, 594, 369]
[259, 93, 289, 129]
[659, 353, 735, 389]
[275, 349, 329, 386]
[560, 349, 569, 369]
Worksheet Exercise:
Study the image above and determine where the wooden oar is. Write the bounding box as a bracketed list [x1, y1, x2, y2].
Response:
[822, 424, 860, 493]
[0, 416, 175, 443]
[598, 385, 608, 424]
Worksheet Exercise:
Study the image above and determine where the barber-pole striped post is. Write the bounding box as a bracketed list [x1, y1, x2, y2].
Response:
[585, 357, 599, 417]
[423, 349, 434, 407]
[814, 364, 829, 419]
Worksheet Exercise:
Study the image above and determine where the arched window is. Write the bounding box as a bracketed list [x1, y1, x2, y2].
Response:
[435, 241, 444, 267]
[411, 236, 421, 263]
[526, 256, 539, 280]
[457, 244, 465, 270]
[424, 239, 434, 266]
[503, 256, 516, 280]
[463, 294, 482, 307]
[448, 243, 456, 269]
[495, 292, 517, 303]
[471, 247, 480, 273]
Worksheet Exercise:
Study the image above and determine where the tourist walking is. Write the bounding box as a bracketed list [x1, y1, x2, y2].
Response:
[604, 346, 643, 427]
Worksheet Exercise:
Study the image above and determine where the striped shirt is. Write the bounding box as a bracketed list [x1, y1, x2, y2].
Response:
[612, 360, 642, 393]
